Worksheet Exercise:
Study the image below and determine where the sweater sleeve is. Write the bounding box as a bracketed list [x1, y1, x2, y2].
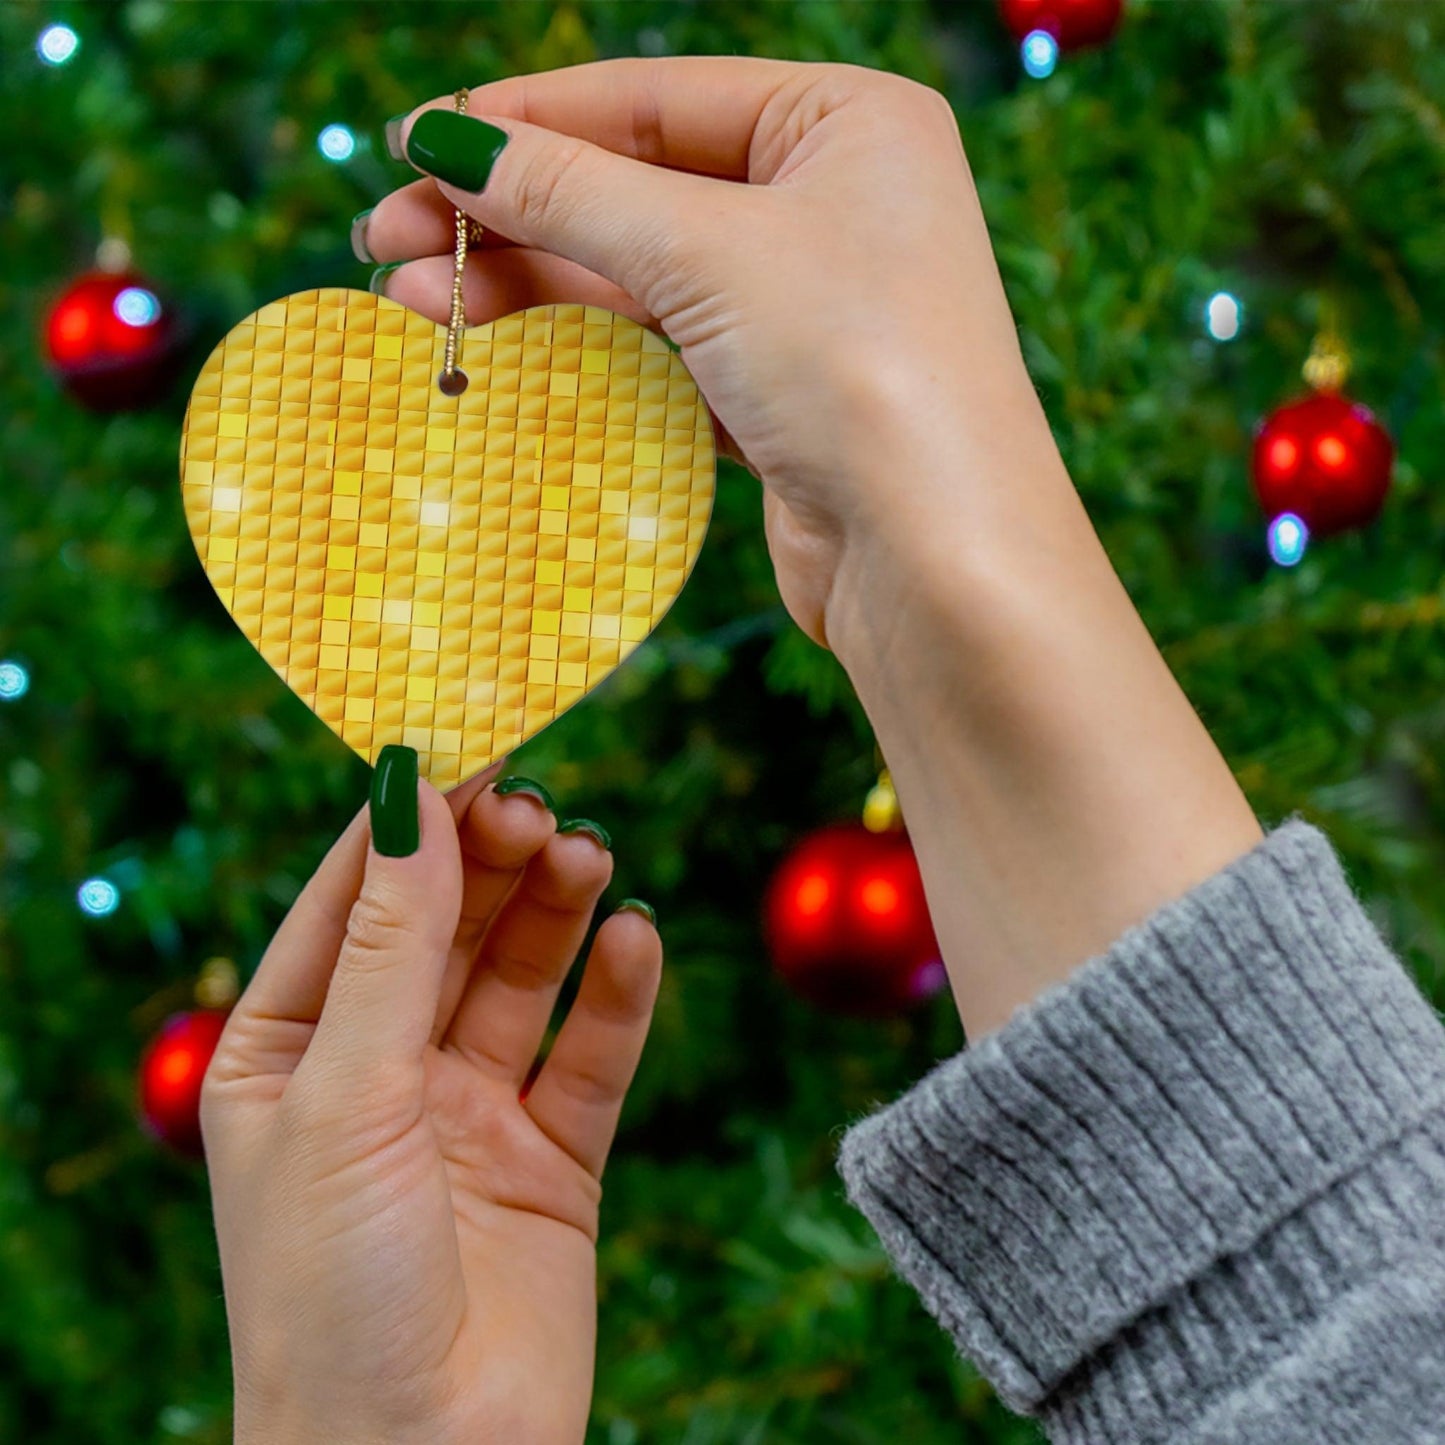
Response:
[834, 818, 1445, 1444]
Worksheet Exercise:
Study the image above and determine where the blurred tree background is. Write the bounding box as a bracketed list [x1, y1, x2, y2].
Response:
[2, 1, 1444, 1441]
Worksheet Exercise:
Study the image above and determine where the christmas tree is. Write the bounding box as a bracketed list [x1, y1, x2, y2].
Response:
[3, 2, 1443, 1441]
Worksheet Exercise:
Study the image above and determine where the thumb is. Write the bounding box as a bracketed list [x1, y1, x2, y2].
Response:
[305, 745, 464, 1080]
[393, 104, 732, 316]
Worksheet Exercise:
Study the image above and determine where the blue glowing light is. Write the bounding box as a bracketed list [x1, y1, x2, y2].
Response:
[318, 124, 357, 162]
[114, 287, 162, 328]
[0, 660, 29, 700]
[37, 24, 79, 65]
[1267, 512, 1309, 567]
[78, 878, 121, 917]
[1205, 291, 1243, 342]
[1022, 30, 1059, 79]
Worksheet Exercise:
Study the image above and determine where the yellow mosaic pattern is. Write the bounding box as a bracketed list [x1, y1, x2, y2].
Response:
[180, 289, 715, 789]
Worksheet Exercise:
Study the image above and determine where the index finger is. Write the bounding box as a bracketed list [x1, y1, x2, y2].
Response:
[404, 54, 809, 182]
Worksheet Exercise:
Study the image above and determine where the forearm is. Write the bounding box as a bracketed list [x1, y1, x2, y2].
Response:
[825, 377, 1263, 1040]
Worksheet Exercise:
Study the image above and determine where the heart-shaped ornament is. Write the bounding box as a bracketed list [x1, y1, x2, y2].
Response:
[181, 288, 715, 789]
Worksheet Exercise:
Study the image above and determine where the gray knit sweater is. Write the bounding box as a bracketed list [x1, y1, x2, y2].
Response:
[835, 818, 1445, 1443]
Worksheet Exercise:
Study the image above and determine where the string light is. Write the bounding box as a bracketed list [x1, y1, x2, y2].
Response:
[1267, 512, 1309, 568]
[37, 24, 79, 66]
[77, 878, 121, 917]
[910, 959, 947, 1001]
[1022, 30, 1059, 79]
[0, 660, 28, 700]
[317, 124, 357, 162]
[1205, 291, 1243, 342]
[114, 287, 162, 327]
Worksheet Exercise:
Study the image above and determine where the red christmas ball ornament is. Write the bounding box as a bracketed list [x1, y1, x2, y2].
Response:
[998, 0, 1123, 50]
[44, 269, 180, 410]
[1251, 391, 1394, 537]
[764, 823, 945, 1017]
[138, 1009, 230, 1157]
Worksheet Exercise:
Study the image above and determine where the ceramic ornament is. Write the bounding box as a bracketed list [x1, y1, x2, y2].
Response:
[180, 288, 716, 789]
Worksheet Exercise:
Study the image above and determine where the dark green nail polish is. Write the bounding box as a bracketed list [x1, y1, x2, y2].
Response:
[494, 775, 555, 811]
[384, 113, 408, 161]
[616, 898, 656, 926]
[558, 818, 612, 851]
[350, 208, 375, 264]
[405, 110, 510, 192]
[369, 262, 403, 296]
[370, 745, 419, 857]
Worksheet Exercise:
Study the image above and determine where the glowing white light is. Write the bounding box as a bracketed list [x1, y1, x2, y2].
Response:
[1205, 291, 1243, 342]
[114, 287, 161, 327]
[1022, 30, 1059, 79]
[1267, 512, 1309, 567]
[0, 660, 29, 700]
[78, 878, 121, 917]
[37, 24, 79, 65]
[318, 124, 357, 162]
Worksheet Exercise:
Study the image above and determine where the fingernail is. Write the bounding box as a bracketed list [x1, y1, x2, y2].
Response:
[350, 208, 375, 264]
[558, 818, 612, 851]
[369, 261, 403, 297]
[404, 110, 510, 192]
[384, 113, 408, 161]
[371, 745, 420, 857]
[616, 898, 656, 926]
[493, 775, 555, 812]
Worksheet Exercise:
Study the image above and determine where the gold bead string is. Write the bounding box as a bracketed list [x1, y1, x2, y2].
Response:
[439, 87, 479, 395]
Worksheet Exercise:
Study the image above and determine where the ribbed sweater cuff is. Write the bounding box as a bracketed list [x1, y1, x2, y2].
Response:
[834, 818, 1445, 1432]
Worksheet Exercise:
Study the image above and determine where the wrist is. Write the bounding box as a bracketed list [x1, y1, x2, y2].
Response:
[823, 413, 1262, 1039]
[820, 349, 1079, 667]
[823, 443, 1084, 689]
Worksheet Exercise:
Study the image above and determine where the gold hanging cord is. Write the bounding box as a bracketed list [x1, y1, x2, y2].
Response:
[439, 88, 482, 396]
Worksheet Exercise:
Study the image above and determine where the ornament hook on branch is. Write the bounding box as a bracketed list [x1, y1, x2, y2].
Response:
[1303, 294, 1350, 394]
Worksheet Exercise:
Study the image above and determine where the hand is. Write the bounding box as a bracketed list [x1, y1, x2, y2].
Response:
[357, 59, 1263, 1040]
[357, 56, 1042, 650]
[201, 755, 661, 1445]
